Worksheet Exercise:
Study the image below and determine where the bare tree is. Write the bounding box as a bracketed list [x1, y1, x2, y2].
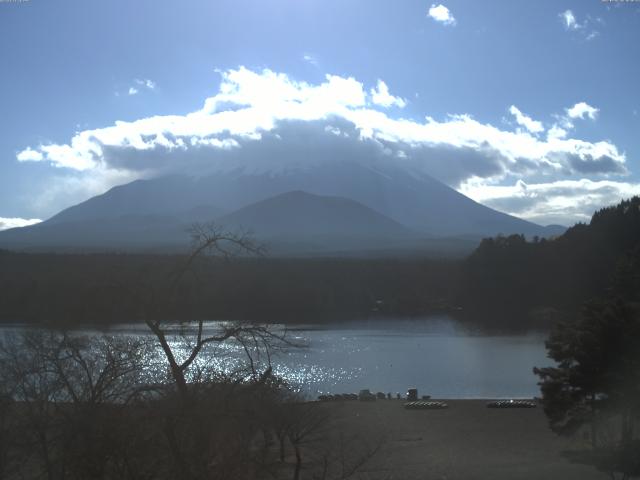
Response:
[127, 222, 303, 480]
[0, 331, 150, 480]
[137, 222, 289, 398]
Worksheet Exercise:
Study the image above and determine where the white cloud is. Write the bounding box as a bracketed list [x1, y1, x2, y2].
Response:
[370, 80, 406, 108]
[302, 54, 318, 66]
[428, 4, 456, 26]
[461, 178, 640, 226]
[135, 78, 156, 90]
[566, 101, 599, 120]
[547, 125, 567, 140]
[586, 31, 600, 41]
[16, 147, 43, 162]
[547, 102, 599, 138]
[560, 10, 580, 30]
[16, 67, 629, 222]
[126, 79, 156, 96]
[509, 105, 544, 134]
[18, 67, 624, 177]
[559, 10, 599, 40]
[0, 217, 42, 231]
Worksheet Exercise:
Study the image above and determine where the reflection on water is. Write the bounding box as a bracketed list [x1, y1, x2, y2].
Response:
[1, 316, 551, 399]
[267, 318, 550, 399]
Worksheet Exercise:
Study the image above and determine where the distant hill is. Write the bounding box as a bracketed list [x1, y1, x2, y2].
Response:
[214, 190, 437, 256]
[218, 190, 413, 237]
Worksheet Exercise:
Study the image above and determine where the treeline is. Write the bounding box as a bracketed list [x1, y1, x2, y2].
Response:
[3, 196, 639, 331]
[458, 196, 640, 328]
[0, 252, 461, 326]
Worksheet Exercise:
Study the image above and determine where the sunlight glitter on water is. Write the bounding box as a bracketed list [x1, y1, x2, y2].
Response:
[1, 317, 551, 399]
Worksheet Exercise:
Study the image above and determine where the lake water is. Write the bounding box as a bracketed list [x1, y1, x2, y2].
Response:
[1, 316, 552, 399]
[271, 318, 550, 399]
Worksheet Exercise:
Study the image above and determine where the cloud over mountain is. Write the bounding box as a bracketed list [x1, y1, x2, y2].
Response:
[15, 67, 632, 224]
[461, 179, 640, 226]
[0, 217, 42, 232]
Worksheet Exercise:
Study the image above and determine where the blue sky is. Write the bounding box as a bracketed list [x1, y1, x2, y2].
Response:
[1, 0, 639, 228]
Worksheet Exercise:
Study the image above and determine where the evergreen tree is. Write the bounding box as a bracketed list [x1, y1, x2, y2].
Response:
[534, 299, 640, 477]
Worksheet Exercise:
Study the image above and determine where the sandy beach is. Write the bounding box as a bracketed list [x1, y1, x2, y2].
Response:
[320, 399, 603, 480]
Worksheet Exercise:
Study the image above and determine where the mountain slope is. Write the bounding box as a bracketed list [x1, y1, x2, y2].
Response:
[46, 175, 221, 224]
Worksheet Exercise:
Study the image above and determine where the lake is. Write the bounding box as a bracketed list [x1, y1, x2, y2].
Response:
[1, 316, 551, 399]
[272, 317, 550, 399]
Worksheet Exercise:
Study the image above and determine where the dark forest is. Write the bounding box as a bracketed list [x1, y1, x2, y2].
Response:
[2, 197, 639, 331]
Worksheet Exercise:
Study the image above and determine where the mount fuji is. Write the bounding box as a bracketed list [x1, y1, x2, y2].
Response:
[0, 160, 564, 256]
